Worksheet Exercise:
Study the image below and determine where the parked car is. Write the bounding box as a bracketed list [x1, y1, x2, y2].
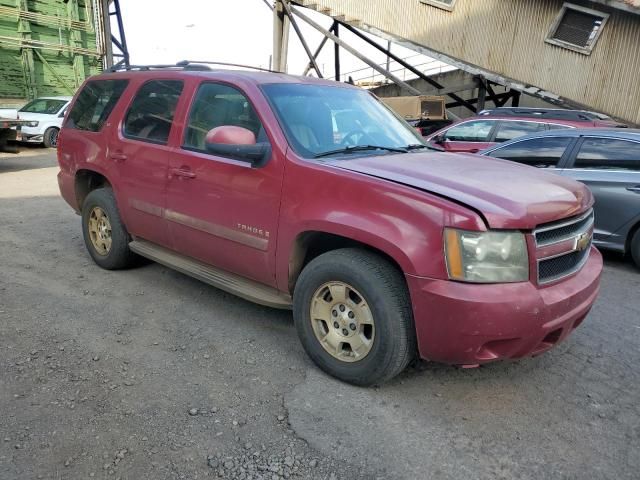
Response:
[14, 96, 72, 147]
[426, 107, 627, 153]
[56, 65, 602, 385]
[481, 129, 640, 267]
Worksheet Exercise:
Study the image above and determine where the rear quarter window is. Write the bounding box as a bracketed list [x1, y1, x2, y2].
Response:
[574, 138, 640, 171]
[66, 79, 128, 132]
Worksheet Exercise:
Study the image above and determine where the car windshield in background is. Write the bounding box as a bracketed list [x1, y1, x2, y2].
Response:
[19, 99, 67, 115]
[262, 83, 425, 159]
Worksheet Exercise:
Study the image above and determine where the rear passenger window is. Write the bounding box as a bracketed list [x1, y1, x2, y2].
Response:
[488, 137, 573, 168]
[443, 120, 495, 142]
[574, 138, 640, 171]
[66, 80, 128, 132]
[494, 121, 546, 142]
[124, 80, 183, 144]
[183, 83, 266, 152]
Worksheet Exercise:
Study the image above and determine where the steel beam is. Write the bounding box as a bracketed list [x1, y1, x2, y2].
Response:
[281, 0, 322, 77]
[16, 0, 36, 98]
[338, 21, 477, 113]
[302, 23, 334, 75]
[446, 91, 513, 109]
[273, 0, 290, 72]
[477, 78, 487, 111]
[334, 23, 340, 81]
[290, 7, 421, 95]
[108, 0, 129, 68]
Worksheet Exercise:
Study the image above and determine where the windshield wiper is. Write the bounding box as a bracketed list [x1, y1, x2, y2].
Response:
[314, 145, 408, 159]
[405, 143, 442, 152]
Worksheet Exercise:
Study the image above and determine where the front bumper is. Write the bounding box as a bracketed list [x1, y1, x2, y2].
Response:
[407, 247, 602, 365]
[19, 126, 45, 143]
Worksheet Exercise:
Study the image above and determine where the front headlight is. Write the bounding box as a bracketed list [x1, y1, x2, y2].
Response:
[27, 121, 39, 127]
[444, 228, 529, 283]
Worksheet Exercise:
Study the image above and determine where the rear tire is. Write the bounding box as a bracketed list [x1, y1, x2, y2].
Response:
[43, 127, 59, 148]
[631, 229, 640, 269]
[293, 248, 416, 386]
[81, 188, 137, 270]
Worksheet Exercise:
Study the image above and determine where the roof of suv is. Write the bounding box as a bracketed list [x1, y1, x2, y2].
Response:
[97, 67, 359, 89]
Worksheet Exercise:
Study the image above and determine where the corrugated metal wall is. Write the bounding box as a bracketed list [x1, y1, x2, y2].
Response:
[299, 0, 640, 125]
[0, 0, 104, 104]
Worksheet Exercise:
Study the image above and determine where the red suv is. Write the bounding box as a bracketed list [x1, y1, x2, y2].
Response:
[426, 107, 627, 153]
[56, 64, 602, 385]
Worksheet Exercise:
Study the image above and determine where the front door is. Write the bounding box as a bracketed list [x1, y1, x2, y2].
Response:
[111, 79, 185, 249]
[165, 82, 284, 286]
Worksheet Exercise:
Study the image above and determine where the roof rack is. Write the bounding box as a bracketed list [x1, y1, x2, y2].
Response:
[176, 60, 275, 73]
[107, 62, 211, 73]
[478, 107, 612, 122]
[106, 60, 274, 74]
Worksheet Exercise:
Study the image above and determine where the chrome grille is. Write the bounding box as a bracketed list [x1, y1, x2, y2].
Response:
[535, 210, 594, 247]
[534, 209, 594, 284]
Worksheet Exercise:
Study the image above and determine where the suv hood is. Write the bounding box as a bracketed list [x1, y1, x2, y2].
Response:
[328, 152, 592, 229]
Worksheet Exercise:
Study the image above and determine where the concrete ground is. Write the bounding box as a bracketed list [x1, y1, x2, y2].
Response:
[1, 150, 638, 480]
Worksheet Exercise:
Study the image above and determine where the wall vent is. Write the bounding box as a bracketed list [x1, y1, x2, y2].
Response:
[546, 3, 609, 55]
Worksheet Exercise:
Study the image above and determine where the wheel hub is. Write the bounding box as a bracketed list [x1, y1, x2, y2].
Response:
[309, 282, 375, 363]
[88, 206, 112, 256]
[331, 304, 358, 337]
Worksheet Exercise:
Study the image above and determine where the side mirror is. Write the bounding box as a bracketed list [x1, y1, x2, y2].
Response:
[205, 126, 270, 167]
[432, 134, 445, 144]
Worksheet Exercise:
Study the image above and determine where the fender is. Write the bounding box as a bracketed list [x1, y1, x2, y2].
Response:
[275, 156, 486, 291]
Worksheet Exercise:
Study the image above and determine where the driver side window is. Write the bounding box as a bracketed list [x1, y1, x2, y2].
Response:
[183, 82, 266, 152]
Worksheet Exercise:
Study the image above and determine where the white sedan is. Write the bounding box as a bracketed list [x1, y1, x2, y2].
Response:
[15, 97, 72, 148]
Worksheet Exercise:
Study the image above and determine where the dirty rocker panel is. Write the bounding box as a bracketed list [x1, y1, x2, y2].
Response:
[129, 239, 291, 309]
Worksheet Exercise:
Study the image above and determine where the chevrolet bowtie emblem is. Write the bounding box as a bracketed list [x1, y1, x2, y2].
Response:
[575, 232, 592, 252]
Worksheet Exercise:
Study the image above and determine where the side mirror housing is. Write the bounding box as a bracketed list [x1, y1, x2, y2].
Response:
[432, 133, 445, 144]
[205, 126, 270, 167]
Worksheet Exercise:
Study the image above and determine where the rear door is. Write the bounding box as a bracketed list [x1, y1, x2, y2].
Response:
[112, 79, 185, 249]
[438, 119, 497, 153]
[561, 136, 640, 246]
[485, 136, 576, 170]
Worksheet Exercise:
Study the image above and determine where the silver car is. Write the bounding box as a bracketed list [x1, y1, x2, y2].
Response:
[481, 129, 640, 268]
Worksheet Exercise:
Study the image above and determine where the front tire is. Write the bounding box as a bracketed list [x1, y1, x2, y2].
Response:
[293, 248, 416, 386]
[43, 127, 59, 148]
[81, 188, 137, 270]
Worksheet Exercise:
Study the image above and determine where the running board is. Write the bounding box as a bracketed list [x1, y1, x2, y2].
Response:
[129, 240, 292, 310]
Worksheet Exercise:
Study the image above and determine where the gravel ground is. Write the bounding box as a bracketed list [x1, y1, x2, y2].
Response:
[1, 150, 639, 480]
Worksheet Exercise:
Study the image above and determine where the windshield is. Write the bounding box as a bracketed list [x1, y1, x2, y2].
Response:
[19, 98, 67, 115]
[262, 83, 425, 159]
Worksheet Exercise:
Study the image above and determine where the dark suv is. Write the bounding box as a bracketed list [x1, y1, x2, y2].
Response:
[426, 107, 627, 153]
[56, 64, 602, 385]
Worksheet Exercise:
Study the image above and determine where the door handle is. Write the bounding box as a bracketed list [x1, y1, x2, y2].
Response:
[110, 151, 127, 162]
[626, 186, 640, 193]
[170, 167, 196, 179]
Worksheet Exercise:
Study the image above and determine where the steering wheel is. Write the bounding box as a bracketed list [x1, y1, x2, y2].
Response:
[341, 129, 374, 147]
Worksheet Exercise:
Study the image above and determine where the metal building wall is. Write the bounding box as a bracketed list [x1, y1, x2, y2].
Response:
[298, 0, 640, 125]
[0, 0, 105, 104]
